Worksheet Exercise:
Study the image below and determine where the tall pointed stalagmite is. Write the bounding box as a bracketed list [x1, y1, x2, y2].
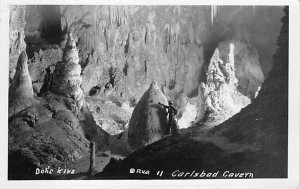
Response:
[196, 43, 250, 125]
[128, 81, 168, 150]
[50, 33, 84, 111]
[9, 51, 35, 117]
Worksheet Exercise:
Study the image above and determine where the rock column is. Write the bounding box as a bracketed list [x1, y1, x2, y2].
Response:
[89, 141, 96, 175]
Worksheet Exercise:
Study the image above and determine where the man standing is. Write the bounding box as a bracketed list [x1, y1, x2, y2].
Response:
[159, 100, 179, 135]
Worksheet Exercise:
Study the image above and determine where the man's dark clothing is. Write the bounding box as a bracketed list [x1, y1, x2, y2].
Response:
[159, 102, 179, 135]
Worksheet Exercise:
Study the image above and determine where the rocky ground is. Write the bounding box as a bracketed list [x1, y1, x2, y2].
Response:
[86, 95, 132, 135]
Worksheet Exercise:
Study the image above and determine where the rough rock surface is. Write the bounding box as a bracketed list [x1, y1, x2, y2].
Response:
[28, 47, 63, 95]
[196, 44, 251, 126]
[58, 6, 207, 100]
[9, 5, 27, 82]
[8, 94, 110, 179]
[50, 33, 84, 111]
[8, 104, 90, 179]
[8, 30, 110, 180]
[22, 6, 283, 104]
[9, 51, 35, 117]
[54, 6, 282, 101]
[128, 81, 168, 150]
[21, 6, 283, 108]
[86, 96, 131, 135]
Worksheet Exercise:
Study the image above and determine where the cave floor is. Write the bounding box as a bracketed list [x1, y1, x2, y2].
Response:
[52, 152, 124, 180]
[60, 123, 253, 180]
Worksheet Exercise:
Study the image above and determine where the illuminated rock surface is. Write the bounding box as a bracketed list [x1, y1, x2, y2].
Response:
[196, 44, 251, 126]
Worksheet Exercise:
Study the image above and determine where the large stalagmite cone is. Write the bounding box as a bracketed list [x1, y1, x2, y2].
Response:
[9, 51, 35, 117]
[50, 33, 84, 110]
[128, 81, 168, 150]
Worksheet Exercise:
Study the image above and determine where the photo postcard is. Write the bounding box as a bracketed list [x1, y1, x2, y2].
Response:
[1, 0, 300, 188]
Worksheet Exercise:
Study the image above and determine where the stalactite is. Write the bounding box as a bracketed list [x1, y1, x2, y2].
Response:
[253, 6, 256, 17]
[211, 6, 214, 25]
[211, 5, 219, 25]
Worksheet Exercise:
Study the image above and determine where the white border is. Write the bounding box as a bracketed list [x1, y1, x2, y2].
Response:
[0, 0, 299, 188]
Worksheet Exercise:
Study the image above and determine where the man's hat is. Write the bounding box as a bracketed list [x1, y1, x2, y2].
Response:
[168, 100, 173, 105]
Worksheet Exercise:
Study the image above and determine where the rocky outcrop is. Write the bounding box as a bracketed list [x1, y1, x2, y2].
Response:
[128, 81, 168, 150]
[196, 43, 250, 125]
[9, 51, 35, 117]
[9, 5, 26, 82]
[50, 33, 84, 111]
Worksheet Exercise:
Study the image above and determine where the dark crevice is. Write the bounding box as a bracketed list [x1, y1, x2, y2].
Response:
[108, 67, 116, 87]
[104, 28, 109, 51]
[124, 33, 130, 54]
[123, 62, 129, 76]
[144, 60, 147, 74]
[89, 86, 101, 96]
[144, 30, 148, 44]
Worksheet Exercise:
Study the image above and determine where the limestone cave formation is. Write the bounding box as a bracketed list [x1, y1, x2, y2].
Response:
[8, 5, 288, 180]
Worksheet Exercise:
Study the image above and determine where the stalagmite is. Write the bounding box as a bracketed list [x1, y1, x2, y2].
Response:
[50, 33, 84, 111]
[128, 81, 168, 150]
[254, 86, 261, 98]
[9, 51, 35, 117]
[89, 141, 96, 175]
[196, 43, 250, 125]
[9, 5, 26, 81]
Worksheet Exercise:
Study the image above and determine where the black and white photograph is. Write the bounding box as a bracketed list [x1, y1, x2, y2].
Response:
[1, 0, 300, 188]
